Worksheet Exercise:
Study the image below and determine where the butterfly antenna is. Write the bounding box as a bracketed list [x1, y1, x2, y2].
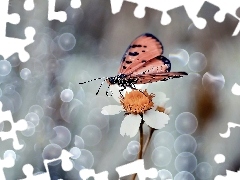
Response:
[79, 77, 107, 84]
[96, 78, 108, 95]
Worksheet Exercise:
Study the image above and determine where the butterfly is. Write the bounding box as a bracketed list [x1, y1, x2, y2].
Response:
[79, 33, 188, 96]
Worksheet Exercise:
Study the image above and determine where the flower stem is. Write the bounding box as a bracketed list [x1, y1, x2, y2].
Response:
[139, 121, 144, 159]
[142, 127, 155, 156]
[131, 119, 144, 180]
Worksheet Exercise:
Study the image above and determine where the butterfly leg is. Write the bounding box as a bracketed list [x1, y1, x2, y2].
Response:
[119, 87, 126, 98]
[129, 83, 147, 97]
[106, 84, 113, 96]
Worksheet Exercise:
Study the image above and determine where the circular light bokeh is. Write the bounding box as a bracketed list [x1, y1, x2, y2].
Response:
[157, 169, 173, 180]
[154, 131, 175, 149]
[25, 112, 40, 126]
[151, 146, 172, 167]
[0, 60, 11, 76]
[20, 68, 31, 80]
[60, 89, 74, 102]
[174, 134, 197, 154]
[169, 49, 189, 67]
[174, 171, 195, 180]
[70, 147, 81, 159]
[42, 144, 62, 166]
[123, 149, 137, 161]
[29, 105, 44, 119]
[80, 125, 102, 146]
[49, 126, 71, 148]
[58, 33, 76, 51]
[21, 121, 35, 137]
[175, 112, 198, 134]
[175, 152, 197, 173]
[195, 162, 213, 179]
[74, 149, 94, 169]
[127, 141, 140, 155]
[74, 135, 85, 149]
[188, 52, 207, 72]
[202, 71, 225, 91]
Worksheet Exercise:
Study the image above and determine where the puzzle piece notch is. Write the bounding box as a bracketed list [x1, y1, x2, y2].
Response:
[71, 0, 81, 9]
[215, 170, 240, 180]
[24, 0, 35, 11]
[19, 149, 73, 180]
[0, 0, 20, 37]
[0, 101, 28, 150]
[219, 122, 240, 138]
[231, 83, 240, 95]
[0, 0, 36, 62]
[110, 0, 240, 35]
[110, 0, 207, 28]
[0, 156, 15, 180]
[79, 169, 109, 180]
[116, 159, 158, 180]
[48, 0, 82, 22]
[195, 1, 239, 38]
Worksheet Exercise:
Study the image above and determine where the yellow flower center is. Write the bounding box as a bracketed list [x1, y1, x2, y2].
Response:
[155, 106, 165, 113]
[120, 90, 154, 115]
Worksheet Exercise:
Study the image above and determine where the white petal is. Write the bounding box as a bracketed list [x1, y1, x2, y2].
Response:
[101, 105, 123, 115]
[164, 106, 172, 114]
[144, 110, 170, 129]
[120, 114, 141, 138]
[135, 84, 148, 89]
[110, 85, 122, 103]
[153, 92, 169, 106]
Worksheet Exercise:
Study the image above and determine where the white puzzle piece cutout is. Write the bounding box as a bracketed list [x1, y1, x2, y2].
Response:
[0, 0, 35, 62]
[0, 156, 15, 180]
[19, 149, 73, 180]
[48, 0, 82, 22]
[219, 122, 240, 138]
[116, 159, 158, 180]
[79, 169, 109, 180]
[0, 102, 28, 150]
[109, 0, 240, 35]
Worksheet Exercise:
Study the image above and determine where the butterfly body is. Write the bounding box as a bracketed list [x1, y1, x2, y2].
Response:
[107, 74, 137, 86]
[79, 33, 188, 95]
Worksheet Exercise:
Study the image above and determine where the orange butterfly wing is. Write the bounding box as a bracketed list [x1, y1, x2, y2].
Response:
[118, 33, 163, 75]
[133, 72, 188, 84]
[129, 56, 187, 84]
[131, 56, 171, 76]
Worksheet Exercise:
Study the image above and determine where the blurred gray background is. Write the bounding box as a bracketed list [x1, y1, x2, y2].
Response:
[1, 0, 240, 179]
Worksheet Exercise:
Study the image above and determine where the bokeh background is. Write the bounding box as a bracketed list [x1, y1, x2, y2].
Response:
[1, 0, 240, 179]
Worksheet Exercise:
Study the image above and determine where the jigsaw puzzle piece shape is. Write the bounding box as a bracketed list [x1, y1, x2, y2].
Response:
[109, 0, 206, 27]
[0, 0, 20, 37]
[0, 0, 35, 62]
[79, 169, 109, 180]
[20, 164, 50, 180]
[204, 0, 240, 23]
[48, 0, 67, 22]
[24, 0, 35, 11]
[183, 0, 206, 29]
[19, 150, 73, 180]
[215, 170, 240, 180]
[0, 156, 15, 180]
[0, 101, 28, 150]
[197, 1, 239, 37]
[70, 0, 81, 9]
[116, 159, 158, 180]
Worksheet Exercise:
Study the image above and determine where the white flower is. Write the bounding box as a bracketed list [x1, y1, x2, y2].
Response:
[101, 85, 171, 138]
